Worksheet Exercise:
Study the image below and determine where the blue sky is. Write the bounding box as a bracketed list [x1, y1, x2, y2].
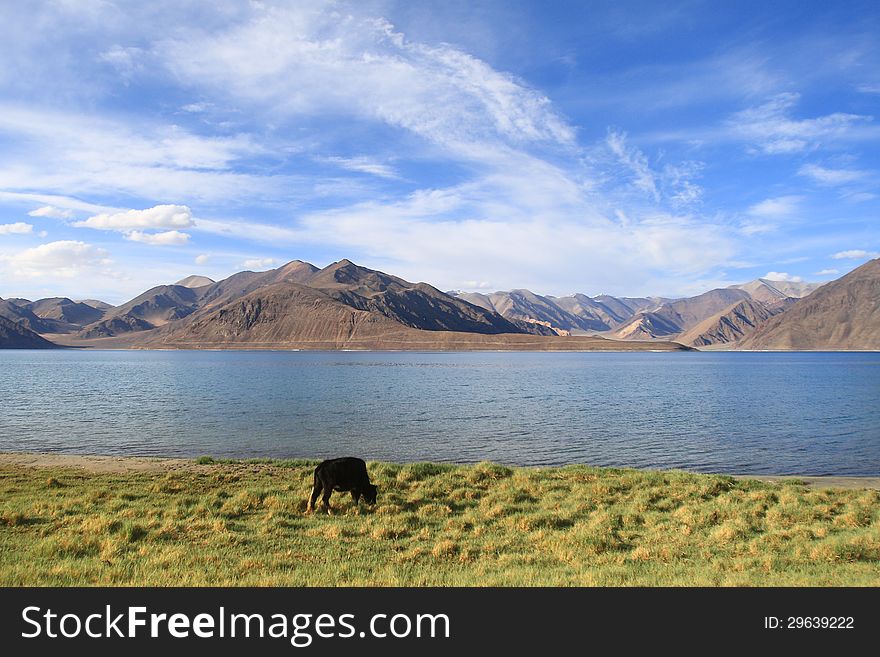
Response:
[0, 0, 877, 304]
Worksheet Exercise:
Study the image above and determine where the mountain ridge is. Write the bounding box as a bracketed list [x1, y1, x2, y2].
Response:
[4, 258, 873, 351]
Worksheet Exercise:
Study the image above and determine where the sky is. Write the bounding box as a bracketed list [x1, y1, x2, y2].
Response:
[0, 0, 878, 305]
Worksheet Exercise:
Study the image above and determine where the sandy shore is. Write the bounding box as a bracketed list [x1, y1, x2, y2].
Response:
[730, 474, 880, 490]
[0, 452, 190, 473]
[1, 452, 878, 489]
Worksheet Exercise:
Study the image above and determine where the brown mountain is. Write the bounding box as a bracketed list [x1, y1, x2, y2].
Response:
[730, 278, 822, 303]
[29, 297, 106, 326]
[0, 298, 62, 333]
[0, 314, 57, 348]
[140, 282, 686, 351]
[677, 298, 790, 347]
[46, 259, 681, 351]
[553, 294, 664, 330]
[0, 296, 107, 334]
[174, 275, 215, 289]
[457, 289, 602, 333]
[80, 284, 209, 337]
[78, 299, 114, 311]
[196, 260, 320, 310]
[739, 258, 880, 350]
[612, 288, 751, 340]
[303, 260, 531, 334]
[451, 290, 669, 334]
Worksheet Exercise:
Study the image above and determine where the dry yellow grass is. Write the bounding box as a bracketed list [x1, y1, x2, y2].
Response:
[1, 459, 878, 586]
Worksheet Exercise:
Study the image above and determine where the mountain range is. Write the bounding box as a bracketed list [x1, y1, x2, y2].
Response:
[1, 257, 877, 351]
[450, 277, 823, 346]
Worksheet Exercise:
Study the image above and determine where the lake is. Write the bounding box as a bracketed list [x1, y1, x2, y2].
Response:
[1, 350, 878, 475]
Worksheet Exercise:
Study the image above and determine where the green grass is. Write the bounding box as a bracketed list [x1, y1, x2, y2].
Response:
[1, 460, 878, 586]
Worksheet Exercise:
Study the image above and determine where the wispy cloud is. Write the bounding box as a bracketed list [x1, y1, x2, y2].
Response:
[726, 92, 872, 154]
[831, 249, 879, 260]
[319, 156, 399, 180]
[814, 268, 839, 276]
[161, 6, 575, 161]
[740, 195, 803, 236]
[747, 195, 803, 217]
[0, 105, 273, 204]
[605, 130, 659, 201]
[798, 164, 869, 185]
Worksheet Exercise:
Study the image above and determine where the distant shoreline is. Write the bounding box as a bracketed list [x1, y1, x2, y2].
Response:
[5, 345, 880, 353]
[2, 452, 878, 489]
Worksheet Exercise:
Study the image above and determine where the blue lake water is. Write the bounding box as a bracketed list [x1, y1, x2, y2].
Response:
[1, 350, 878, 475]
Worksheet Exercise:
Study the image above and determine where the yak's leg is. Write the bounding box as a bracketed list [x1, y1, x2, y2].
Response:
[321, 488, 333, 515]
[307, 482, 322, 513]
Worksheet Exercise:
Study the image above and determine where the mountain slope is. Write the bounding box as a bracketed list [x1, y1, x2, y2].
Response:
[678, 298, 789, 347]
[196, 260, 320, 310]
[79, 299, 113, 311]
[730, 278, 822, 303]
[29, 297, 105, 326]
[612, 288, 751, 339]
[80, 284, 208, 337]
[308, 260, 531, 334]
[140, 282, 688, 351]
[175, 275, 215, 289]
[0, 314, 57, 348]
[451, 289, 588, 333]
[0, 299, 62, 333]
[451, 290, 669, 333]
[739, 259, 880, 350]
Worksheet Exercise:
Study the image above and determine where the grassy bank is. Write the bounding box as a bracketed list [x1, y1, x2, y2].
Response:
[1, 458, 878, 586]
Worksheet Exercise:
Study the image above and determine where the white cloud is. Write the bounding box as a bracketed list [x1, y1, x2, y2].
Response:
[28, 205, 75, 220]
[0, 222, 33, 235]
[815, 268, 839, 276]
[1, 240, 111, 279]
[320, 156, 399, 180]
[180, 102, 211, 113]
[741, 195, 802, 236]
[98, 45, 145, 81]
[195, 254, 210, 265]
[0, 105, 271, 203]
[462, 281, 492, 289]
[76, 205, 194, 231]
[798, 164, 869, 185]
[831, 249, 880, 260]
[0, 192, 118, 215]
[605, 130, 659, 201]
[291, 178, 738, 296]
[764, 271, 803, 282]
[841, 191, 877, 203]
[747, 196, 802, 217]
[124, 230, 191, 246]
[726, 92, 872, 154]
[242, 257, 277, 270]
[161, 6, 575, 155]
